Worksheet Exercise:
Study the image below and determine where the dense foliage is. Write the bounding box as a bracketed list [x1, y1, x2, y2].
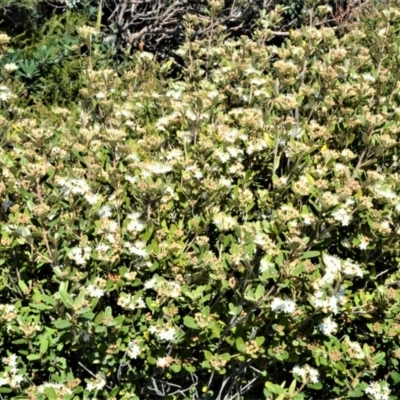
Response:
[0, 0, 364, 57]
[1, 1, 400, 400]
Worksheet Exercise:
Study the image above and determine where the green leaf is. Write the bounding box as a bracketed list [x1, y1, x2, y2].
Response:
[391, 371, 400, 384]
[255, 284, 265, 300]
[347, 389, 364, 397]
[18, 280, 29, 293]
[307, 382, 322, 390]
[30, 303, 54, 311]
[184, 316, 199, 329]
[54, 319, 72, 329]
[75, 306, 92, 315]
[27, 354, 41, 361]
[288, 380, 296, 395]
[171, 363, 182, 373]
[292, 263, 305, 276]
[40, 338, 49, 354]
[44, 386, 57, 400]
[39, 339, 49, 354]
[300, 251, 320, 259]
[59, 290, 74, 309]
[42, 294, 57, 306]
[74, 290, 86, 309]
[236, 337, 246, 353]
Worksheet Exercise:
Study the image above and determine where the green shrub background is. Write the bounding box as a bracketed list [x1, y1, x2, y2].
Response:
[0, 1, 400, 399]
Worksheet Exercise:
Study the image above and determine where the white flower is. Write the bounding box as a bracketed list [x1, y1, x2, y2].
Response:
[98, 205, 113, 218]
[318, 316, 338, 335]
[207, 90, 219, 99]
[167, 281, 181, 298]
[362, 73, 376, 82]
[313, 287, 346, 314]
[271, 298, 296, 314]
[158, 327, 176, 341]
[308, 367, 320, 384]
[127, 219, 146, 233]
[8, 354, 17, 367]
[218, 178, 232, 187]
[226, 146, 243, 158]
[166, 149, 183, 160]
[87, 284, 104, 298]
[213, 213, 237, 231]
[344, 337, 365, 359]
[381, 220, 390, 230]
[165, 186, 174, 195]
[144, 278, 157, 289]
[332, 208, 352, 226]
[85, 193, 100, 205]
[124, 241, 148, 257]
[125, 174, 137, 184]
[0, 86, 11, 101]
[69, 246, 91, 265]
[342, 259, 364, 278]
[139, 51, 153, 61]
[148, 325, 158, 334]
[291, 366, 306, 378]
[185, 109, 197, 121]
[96, 378, 106, 390]
[359, 239, 368, 250]
[259, 258, 273, 273]
[292, 364, 319, 383]
[322, 254, 341, 273]
[4, 63, 18, 72]
[302, 214, 312, 225]
[96, 243, 110, 253]
[144, 162, 173, 175]
[215, 149, 230, 163]
[365, 381, 391, 400]
[127, 341, 141, 359]
[157, 357, 169, 368]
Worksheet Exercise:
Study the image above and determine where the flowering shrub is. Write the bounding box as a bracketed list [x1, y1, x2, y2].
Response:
[1, 1, 400, 399]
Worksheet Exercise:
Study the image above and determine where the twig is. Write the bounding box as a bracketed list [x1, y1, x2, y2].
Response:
[78, 361, 113, 390]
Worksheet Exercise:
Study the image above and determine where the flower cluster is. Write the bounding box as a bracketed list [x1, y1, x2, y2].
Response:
[365, 381, 391, 400]
[292, 364, 320, 384]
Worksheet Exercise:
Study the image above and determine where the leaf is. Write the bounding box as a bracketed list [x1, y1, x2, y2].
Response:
[236, 337, 246, 353]
[18, 280, 29, 293]
[292, 264, 305, 276]
[54, 319, 71, 329]
[75, 306, 92, 315]
[40, 338, 49, 354]
[27, 354, 41, 361]
[391, 371, 400, 384]
[300, 251, 320, 259]
[171, 363, 181, 373]
[307, 382, 322, 390]
[254, 284, 264, 300]
[347, 389, 364, 397]
[288, 380, 296, 394]
[30, 303, 53, 311]
[184, 316, 199, 329]
[44, 387, 57, 400]
[59, 290, 74, 309]
[74, 290, 86, 309]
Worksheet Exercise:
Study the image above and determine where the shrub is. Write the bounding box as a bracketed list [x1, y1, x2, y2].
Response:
[1, 1, 400, 399]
